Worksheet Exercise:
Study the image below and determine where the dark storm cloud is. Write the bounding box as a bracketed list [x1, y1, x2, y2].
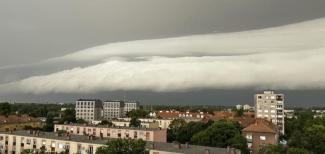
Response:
[1, 0, 325, 106]
[1, 0, 325, 66]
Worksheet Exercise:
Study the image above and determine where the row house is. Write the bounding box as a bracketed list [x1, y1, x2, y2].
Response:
[54, 124, 167, 142]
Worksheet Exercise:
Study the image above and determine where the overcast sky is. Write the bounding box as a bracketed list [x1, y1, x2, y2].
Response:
[1, 0, 325, 106]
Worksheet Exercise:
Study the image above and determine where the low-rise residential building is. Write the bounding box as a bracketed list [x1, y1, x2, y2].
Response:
[0, 130, 103, 154]
[118, 118, 173, 129]
[0, 131, 232, 154]
[210, 111, 234, 121]
[236, 104, 242, 110]
[243, 104, 253, 111]
[148, 142, 235, 154]
[112, 120, 159, 129]
[54, 124, 167, 142]
[312, 109, 325, 118]
[284, 110, 295, 119]
[75, 99, 102, 122]
[103, 100, 125, 119]
[150, 111, 209, 120]
[242, 119, 279, 154]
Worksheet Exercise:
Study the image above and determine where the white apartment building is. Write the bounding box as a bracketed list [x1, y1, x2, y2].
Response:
[75, 99, 102, 122]
[243, 104, 252, 111]
[0, 131, 229, 154]
[117, 118, 173, 129]
[254, 90, 285, 134]
[103, 100, 125, 119]
[124, 101, 139, 115]
[236, 104, 242, 110]
[54, 124, 167, 142]
[0, 131, 103, 154]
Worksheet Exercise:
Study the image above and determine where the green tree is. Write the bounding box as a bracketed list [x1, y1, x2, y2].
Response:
[191, 120, 249, 154]
[127, 109, 148, 118]
[96, 139, 148, 154]
[258, 144, 285, 154]
[167, 119, 186, 142]
[303, 124, 325, 154]
[129, 117, 141, 127]
[43, 113, 55, 132]
[76, 119, 87, 124]
[175, 121, 211, 143]
[59, 108, 76, 124]
[235, 108, 244, 117]
[287, 148, 310, 154]
[100, 120, 113, 126]
[0, 102, 11, 115]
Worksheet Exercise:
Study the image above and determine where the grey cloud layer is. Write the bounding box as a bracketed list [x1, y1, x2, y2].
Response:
[1, 19, 325, 94]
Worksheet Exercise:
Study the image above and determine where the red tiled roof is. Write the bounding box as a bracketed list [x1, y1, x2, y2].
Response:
[210, 111, 234, 120]
[242, 118, 277, 133]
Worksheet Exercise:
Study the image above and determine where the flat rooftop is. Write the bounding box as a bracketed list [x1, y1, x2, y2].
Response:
[0, 131, 107, 145]
[0, 131, 230, 154]
[55, 124, 164, 131]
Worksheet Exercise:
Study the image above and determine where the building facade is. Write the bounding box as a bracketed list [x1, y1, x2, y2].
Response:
[254, 90, 285, 134]
[0, 131, 230, 154]
[242, 119, 279, 154]
[124, 101, 139, 115]
[54, 124, 167, 142]
[103, 100, 125, 119]
[0, 131, 103, 154]
[112, 120, 159, 129]
[117, 118, 172, 129]
[75, 99, 102, 122]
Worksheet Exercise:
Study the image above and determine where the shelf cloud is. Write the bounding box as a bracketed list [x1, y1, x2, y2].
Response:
[1, 18, 325, 94]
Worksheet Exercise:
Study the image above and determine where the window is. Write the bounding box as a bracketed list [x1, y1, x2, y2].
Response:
[26, 139, 31, 145]
[89, 146, 94, 154]
[247, 143, 252, 148]
[246, 133, 252, 140]
[260, 136, 266, 141]
[134, 131, 138, 138]
[146, 132, 150, 140]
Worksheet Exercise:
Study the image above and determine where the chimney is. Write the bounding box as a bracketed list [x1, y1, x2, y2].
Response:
[204, 149, 210, 154]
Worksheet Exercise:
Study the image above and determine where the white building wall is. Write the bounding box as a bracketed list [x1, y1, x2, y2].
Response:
[254, 90, 285, 134]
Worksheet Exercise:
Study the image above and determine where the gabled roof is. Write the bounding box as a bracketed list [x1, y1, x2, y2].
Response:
[242, 118, 277, 134]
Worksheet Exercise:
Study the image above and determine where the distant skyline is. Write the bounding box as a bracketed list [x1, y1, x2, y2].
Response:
[1, 0, 325, 106]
